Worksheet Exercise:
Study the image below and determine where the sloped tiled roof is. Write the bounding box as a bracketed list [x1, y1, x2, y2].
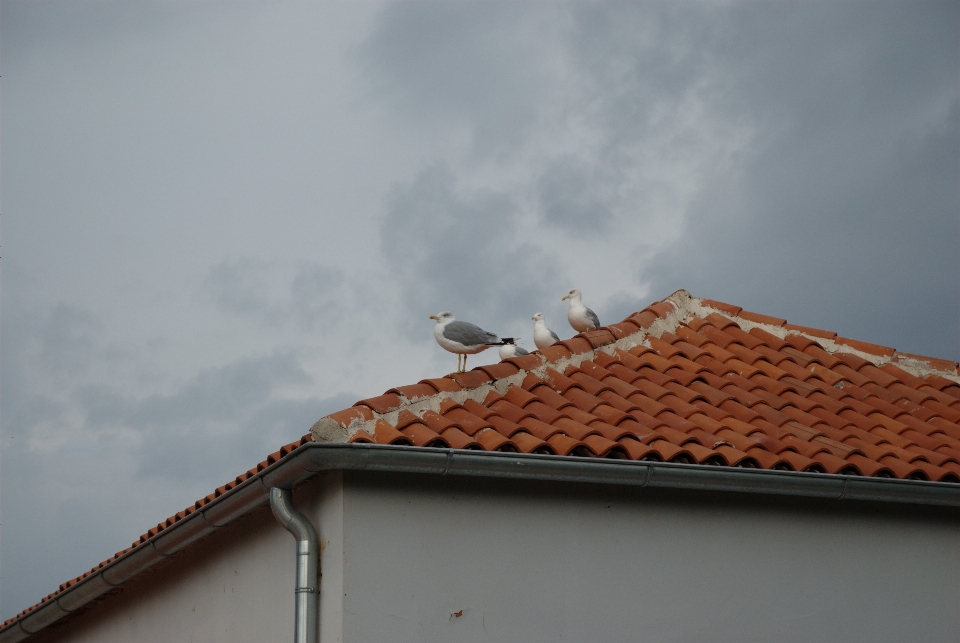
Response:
[314, 290, 960, 482]
[5, 289, 960, 635]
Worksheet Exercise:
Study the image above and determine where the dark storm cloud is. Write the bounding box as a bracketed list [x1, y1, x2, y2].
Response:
[639, 1, 960, 359]
[367, 0, 958, 357]
[381, 164, 565, 338]
[360, 0, 749, 290]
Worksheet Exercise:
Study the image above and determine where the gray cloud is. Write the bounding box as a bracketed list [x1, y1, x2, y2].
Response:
[640, 1, 959, 359]
[201, 257, 351, 333]
[380, 164, 566, 339]
[358, 1, 564, 158]
[537, 155, 614, 233]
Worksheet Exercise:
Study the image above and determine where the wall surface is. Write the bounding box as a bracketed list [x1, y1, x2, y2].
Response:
[20, 470, 960, 643]
[26, 476, 333, 643]
[339, 472, 960, 643]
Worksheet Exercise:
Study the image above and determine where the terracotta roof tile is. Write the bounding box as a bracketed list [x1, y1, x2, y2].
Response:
[373, 419, 412, 445]
[700, 298, 742, 316]
[547, 432, 589, 455]
[349, 429, 375, 443]
[646, 301, 677, 318]
[419, 377, 463, 393]
[896, 352, 960, 374]
[388, 383, 437, 400]
[326, 406, 375, 429]
[502, 352, 543, 371]
[399, 422, 448, 448]
[446, 369, 493, 389]
[477, 362, 521, 380]
[737, 309, 787, 327]
[607, 320, 641, 339]
[439, 427, 480, 450]
[487, 415, 524, 438]
[11, 290, 960, 636]
[356, 393, 403, 414]
[582, 329, 617, 348]
[442, 406, 494, 435]
[419, 409, 458, 433]
[553, 337, 588, 354]
[510, 431, 553, 454]
[474, 428, 517, 452]
[704, 312, 740, 330]
[627, 310, 659, 329]
[539, 344, 572, 362]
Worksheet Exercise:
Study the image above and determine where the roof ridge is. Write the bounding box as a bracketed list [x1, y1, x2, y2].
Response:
[695, 298, 960, 384]
[311, 289, 700, 443]
[312, 289, 960, 444]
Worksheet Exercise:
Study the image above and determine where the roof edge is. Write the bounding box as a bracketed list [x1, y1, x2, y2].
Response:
[312, 289, 960, 444]
[695, 298, 960, 384]
[4, 442, 957, 643]
[311, 289, 696, 443]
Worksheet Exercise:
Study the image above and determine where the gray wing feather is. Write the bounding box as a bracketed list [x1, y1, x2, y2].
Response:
[515, 346, 530, 356]
[585, 307, 600, 329]
[443, 321, 500, 346]
[550, 329, 560, 342]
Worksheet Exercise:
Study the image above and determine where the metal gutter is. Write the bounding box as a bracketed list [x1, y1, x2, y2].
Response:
[2, 442, 958, 643]
[269, 488, 319, 643]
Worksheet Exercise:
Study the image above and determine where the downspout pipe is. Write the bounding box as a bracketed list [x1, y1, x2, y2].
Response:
[269, 487, 319, 643]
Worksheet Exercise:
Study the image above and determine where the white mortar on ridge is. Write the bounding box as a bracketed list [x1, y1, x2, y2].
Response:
[311, 292, 697, 442]
[311, 289, 959, 443]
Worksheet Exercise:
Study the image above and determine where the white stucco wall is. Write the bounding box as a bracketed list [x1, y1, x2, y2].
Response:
[339, 472, 960, 643]
[23, 470, 960, 643]
[26, 476, 335, 643]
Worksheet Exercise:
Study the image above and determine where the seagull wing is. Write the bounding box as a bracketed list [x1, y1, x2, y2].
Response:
[550, 328, 560, 343]
[443, 321, 502, 347]
[585, 307, 600, 330]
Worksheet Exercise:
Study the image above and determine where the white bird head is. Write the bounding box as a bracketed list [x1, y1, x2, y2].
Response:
[429, 312, 455, 323]
[561, 288, 582, 302]
[532, 312, 545, 322]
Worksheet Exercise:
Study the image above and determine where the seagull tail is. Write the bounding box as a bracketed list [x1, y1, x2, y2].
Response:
[499, 337, 518, 345]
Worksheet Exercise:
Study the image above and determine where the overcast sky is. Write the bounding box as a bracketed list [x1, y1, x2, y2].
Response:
[2, 0, 957, 618]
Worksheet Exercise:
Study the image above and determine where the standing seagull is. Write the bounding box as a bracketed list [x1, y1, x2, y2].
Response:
[562, 288, 601, 332]
[532, 312, 561, 350]
[430, 312, 513, 373]
[499, 339, 530, 360]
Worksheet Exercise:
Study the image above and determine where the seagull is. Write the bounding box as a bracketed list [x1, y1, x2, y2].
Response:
[561, 288, 600, 332]
[499, 339, 530, 360]
[430, 312, 514, 372]
[532, 312, 561, 350]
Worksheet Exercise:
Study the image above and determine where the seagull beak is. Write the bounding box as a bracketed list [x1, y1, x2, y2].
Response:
[531, 316, 536, 320]
[561, 295, 569, 301]
[429, 315, 438, 321]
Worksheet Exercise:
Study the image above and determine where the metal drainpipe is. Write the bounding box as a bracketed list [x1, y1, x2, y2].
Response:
[269, 487, 319, 643]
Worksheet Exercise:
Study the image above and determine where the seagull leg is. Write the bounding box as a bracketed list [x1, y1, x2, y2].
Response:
[456, 354, 463, 373]
[462, 355, 468, 372]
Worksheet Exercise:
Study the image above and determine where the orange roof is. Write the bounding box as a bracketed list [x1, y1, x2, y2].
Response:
[316, 290, 960, 482]
[6, 289, 960, 634]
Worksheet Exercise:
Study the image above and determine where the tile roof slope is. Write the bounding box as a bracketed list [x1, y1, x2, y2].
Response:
[6, 289, 960, 633]
[315, 289, 960, 483]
